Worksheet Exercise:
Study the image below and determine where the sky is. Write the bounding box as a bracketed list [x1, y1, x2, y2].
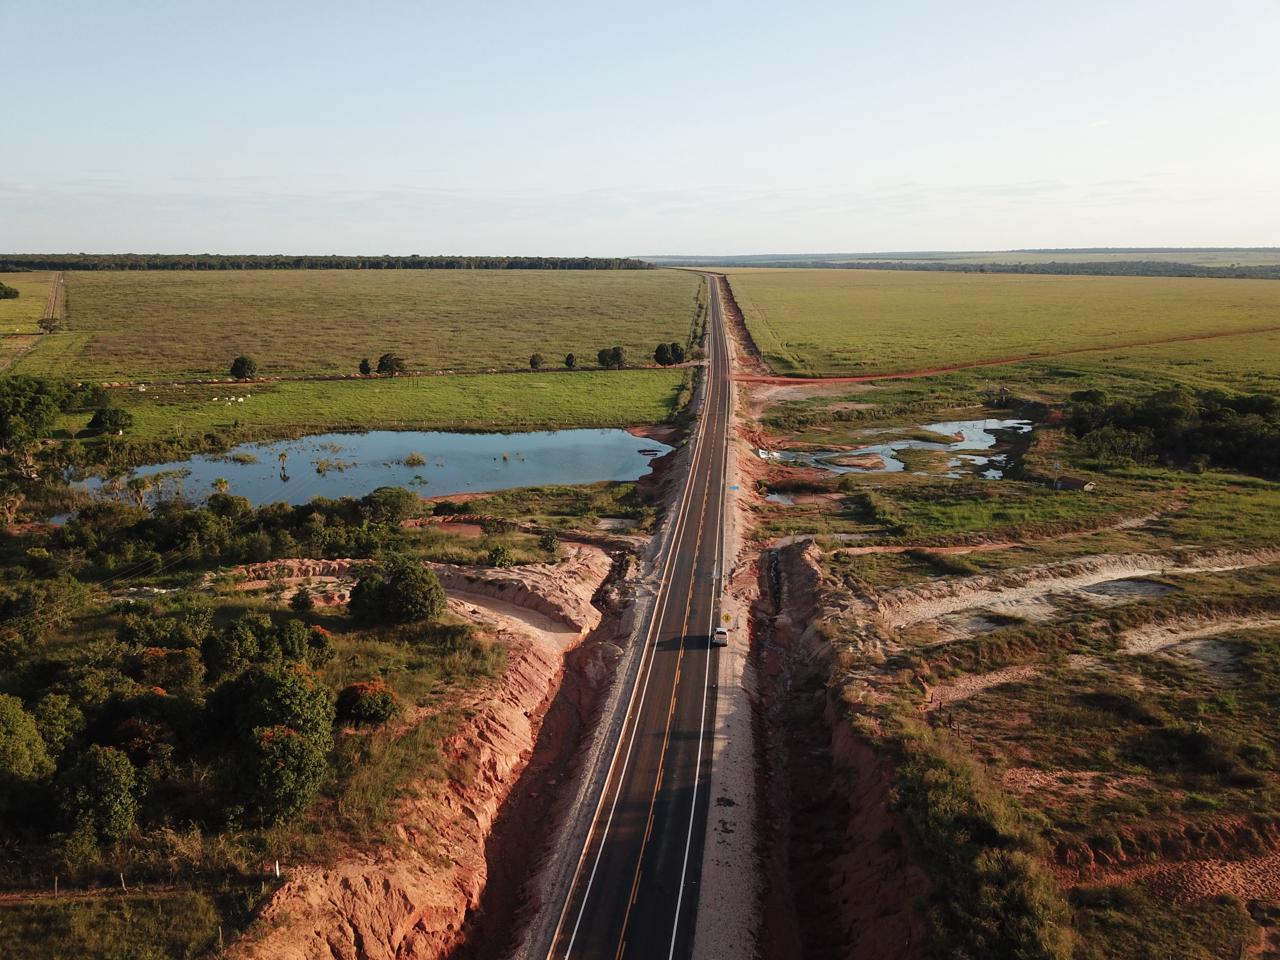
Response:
[2, 0, 1278, 255]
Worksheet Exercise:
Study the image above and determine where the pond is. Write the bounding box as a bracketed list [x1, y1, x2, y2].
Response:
[763, 418, 1033, 479]
[78, 429, 673, 507]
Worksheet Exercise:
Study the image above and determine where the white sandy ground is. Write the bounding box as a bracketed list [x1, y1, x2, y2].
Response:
[922, 616, 1280, 712]
[877, 549, 1280, 630]
[1120, 616, 1280, 656]
[694, 281, 764, 960]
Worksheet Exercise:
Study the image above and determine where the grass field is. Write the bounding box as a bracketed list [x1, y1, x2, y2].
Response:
[66, 370, 687, 445]
[16, 269, 702, 380]
[725, 268, 1280, 377]
[0, 271, 54, 334]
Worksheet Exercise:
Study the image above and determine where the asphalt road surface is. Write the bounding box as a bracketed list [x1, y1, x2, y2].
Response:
[547, 274, 733, 960]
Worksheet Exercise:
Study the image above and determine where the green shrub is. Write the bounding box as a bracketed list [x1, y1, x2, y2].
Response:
[336, 681, 402, 726]
[0, 693, 53, 782]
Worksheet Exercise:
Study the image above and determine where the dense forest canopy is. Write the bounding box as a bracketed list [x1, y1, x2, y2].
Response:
[1067, 386, 1280, 478]
[0, 254, 653, 272]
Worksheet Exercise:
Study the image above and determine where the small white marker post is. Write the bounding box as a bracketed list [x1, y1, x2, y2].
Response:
[275, 860, 280, 879]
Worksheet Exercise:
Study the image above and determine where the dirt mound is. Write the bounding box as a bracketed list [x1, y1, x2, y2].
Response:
[923, 664, 1041, 710]
[1054, 817, 1280, 904]
[428, 545, 611, 636]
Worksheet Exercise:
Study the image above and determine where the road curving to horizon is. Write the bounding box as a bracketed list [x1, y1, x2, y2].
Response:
[544, 274, 733, 960]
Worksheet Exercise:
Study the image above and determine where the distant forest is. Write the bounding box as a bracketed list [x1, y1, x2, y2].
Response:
[810, 260, 1280, 280]
[648, 247, 1280, 279]
[0, 254, 653, 272]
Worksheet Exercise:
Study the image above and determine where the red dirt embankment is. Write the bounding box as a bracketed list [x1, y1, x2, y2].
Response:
[229, 550, 614, 960]
[758, 542, 927, 959]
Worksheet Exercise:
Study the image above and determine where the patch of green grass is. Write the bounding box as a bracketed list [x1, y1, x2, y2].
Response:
[725, 268, 1280, 377]
[0, 272, 55, 334]
[461, 480, 657, 530]
[0, 888, 236, 960]
[1071, 886, 1254, 960]
[60, 370, 688, 449]
[18, 269, 703, 379]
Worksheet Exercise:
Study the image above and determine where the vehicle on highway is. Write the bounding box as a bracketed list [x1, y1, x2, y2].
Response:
[712, 626, 729, 646]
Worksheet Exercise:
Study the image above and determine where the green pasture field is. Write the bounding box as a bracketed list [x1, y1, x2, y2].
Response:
[725, 268, 1280, 377]
[0, 271, 54, 334]
[17, 268, 702, 379]
[64, 369, 687, 444]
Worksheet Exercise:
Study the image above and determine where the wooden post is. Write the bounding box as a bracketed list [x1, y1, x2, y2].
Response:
[120, 872, 127, 893]
[53, 875, 58, 898]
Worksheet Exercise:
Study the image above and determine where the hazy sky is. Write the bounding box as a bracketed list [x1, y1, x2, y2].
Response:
[2, 0, 1277, 255]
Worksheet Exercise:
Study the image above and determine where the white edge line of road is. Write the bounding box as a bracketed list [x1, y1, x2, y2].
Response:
[667, 277, 730, 958]
[547, 276, 717, 959]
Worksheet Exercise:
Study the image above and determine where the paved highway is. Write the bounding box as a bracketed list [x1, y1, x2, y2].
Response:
[546, 273, 733, 960]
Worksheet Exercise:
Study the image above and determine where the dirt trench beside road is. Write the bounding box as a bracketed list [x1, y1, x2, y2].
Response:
[228, 547, 627, 960]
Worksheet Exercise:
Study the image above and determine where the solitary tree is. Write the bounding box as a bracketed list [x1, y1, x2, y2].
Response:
[564, 353, 576, 370]
[290, 586, 315, 613]
[244, 725, 328, 823]
[359, 357, 372, 375]
[529, 353, 544, 371]
[88, 407, 134, 434]
[349, 554, 446, 624]
[487, 544, 514, 568]
[654, 343, 672, 366]
[597, 347, 612, 369]
[0, 282, 18, 300]
[229, 355, 258, 380]
[609, 346, 626, 369]
[376, 352, 407, 375]
[58, 745, 138, 844]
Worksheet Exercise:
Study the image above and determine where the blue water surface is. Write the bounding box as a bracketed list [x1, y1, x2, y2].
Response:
[79, 429, 672, 507]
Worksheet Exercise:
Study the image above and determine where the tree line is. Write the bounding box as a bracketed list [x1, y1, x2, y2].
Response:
[0, 254, 654, 272]
[526, 342, 689, 372]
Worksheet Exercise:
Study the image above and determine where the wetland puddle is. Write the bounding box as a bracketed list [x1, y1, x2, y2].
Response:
[78, 429, 672, 507]
[762, 417, 1032, 479]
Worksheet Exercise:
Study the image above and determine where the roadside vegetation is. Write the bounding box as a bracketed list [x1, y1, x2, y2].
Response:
[0, 480, 509, 952]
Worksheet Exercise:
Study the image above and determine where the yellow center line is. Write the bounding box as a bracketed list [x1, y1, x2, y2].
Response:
[609, 366, 721, 960]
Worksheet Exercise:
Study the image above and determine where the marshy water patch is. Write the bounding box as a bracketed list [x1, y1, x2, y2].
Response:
[762, 418, 1033, 479]
[76, 428, 673, 507]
